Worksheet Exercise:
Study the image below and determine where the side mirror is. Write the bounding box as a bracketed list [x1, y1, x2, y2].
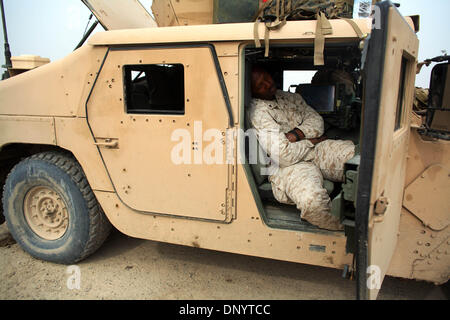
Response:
[424, 62, 450, 139]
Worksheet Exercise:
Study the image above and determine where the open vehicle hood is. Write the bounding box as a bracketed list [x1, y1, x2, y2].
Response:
[81, 0, 157, 30]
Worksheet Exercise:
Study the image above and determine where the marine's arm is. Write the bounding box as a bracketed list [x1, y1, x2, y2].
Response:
[286, 128, 327, 145]
[249, 100, 315, 167]
[288, 92, 325, 139]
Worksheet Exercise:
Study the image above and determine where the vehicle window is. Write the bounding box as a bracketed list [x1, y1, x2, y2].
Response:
[283, 70, 316, 92]
[124, 64, 185, 115]
[395, 57, 408, 131]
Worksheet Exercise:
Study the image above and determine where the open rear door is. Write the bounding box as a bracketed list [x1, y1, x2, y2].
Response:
[356, 1, 419, 300]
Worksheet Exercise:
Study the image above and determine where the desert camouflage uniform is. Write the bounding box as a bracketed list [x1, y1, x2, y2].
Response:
[249, 90, 355, 231]
[313, 139, 355, 182]
[249, 90, 323, 168]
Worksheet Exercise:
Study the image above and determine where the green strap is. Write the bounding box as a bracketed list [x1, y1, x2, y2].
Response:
[275, 0, 280, 20]
[252, 0, 274, 21]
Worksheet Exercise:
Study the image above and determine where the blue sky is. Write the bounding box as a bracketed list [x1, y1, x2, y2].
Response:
[1, 0, 449, 87]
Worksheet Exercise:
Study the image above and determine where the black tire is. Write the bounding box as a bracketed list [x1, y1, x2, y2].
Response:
[2, 151, 111, 264]
[0, 207, 4, 225]
[442, 280, 450, 299]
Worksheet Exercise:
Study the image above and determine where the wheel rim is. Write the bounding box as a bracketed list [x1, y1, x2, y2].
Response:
[23, 186, 69, 240]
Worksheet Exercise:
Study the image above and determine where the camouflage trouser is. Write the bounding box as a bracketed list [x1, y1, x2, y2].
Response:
[312, 139, 356, 182]
[269, 140, 355, 231]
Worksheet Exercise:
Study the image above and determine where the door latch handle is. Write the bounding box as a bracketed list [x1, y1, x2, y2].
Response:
[94, 138, 119, 149]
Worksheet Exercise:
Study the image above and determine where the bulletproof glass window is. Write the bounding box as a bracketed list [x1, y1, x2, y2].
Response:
[124, 64, 185, 115]
[283, 70, 316, 91]
[283, 70, 336, 113]
[395, 57, 408, 131]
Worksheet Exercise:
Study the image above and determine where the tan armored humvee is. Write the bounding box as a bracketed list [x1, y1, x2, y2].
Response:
[0, 1, 449, 300]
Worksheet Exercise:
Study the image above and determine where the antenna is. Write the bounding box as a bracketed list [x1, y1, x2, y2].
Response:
[1, 0, 12, 79]
[74, 19, 99, 51]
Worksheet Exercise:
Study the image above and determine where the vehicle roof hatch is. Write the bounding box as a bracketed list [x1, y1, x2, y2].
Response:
[81, 0, 157, 30]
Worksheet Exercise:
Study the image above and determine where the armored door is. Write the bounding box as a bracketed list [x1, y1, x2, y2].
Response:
[356, 2, 419, 300]
[87, 45, 234, 222]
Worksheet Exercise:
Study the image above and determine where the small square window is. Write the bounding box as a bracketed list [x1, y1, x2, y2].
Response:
[395, 57, 408, 131]
[124, 64, 185, 115]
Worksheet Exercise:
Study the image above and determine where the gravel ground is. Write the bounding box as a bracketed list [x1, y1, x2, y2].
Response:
[0, 225, 447, 300]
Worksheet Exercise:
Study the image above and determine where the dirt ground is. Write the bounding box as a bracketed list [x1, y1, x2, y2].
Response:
[0, 226, 447, 300]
